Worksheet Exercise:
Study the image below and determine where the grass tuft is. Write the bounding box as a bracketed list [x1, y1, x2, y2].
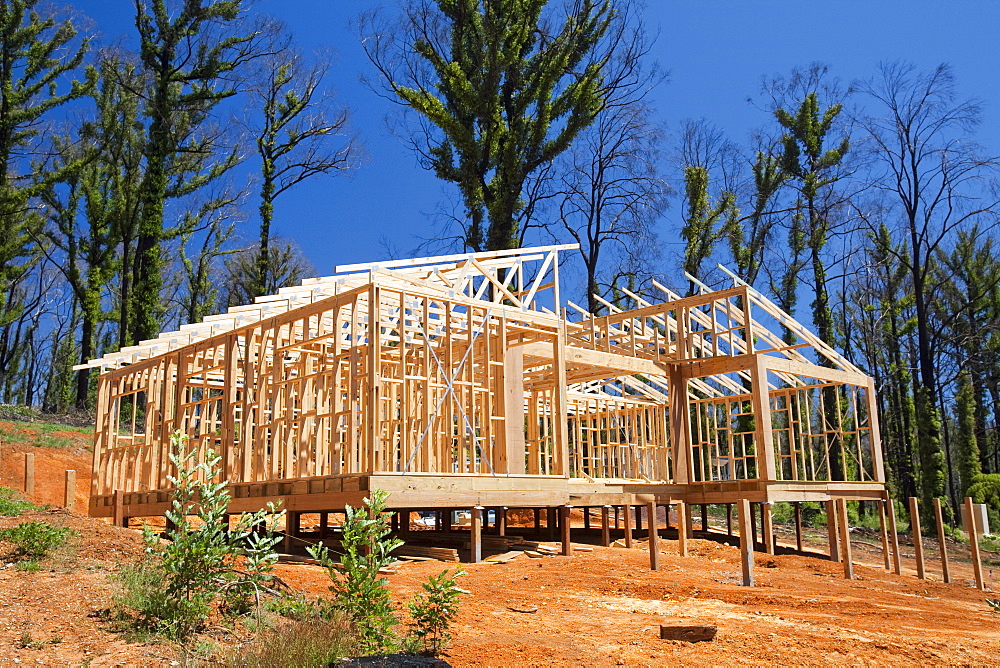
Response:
[224, 617, 356, 667]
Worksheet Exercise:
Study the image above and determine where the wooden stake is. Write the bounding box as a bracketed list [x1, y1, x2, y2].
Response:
[470, 506, 483, 563]
[964, 497, 985, 590]
[701, 504, 709, 532]
[825, 500, 840, 562]
[648, 501, 660, 571]
[909, 497, 925, 579]
[319, 511, 329, 538]
[887, 498, 902, 575]
[738, 498, 754, 587]
[677, 502, 688, 557]
[762, 502, 775, 555]
[583, 506, 590, 530]
[23, 452, 34, 496]
[113, 489, 124, 528]
[726, 503, 732, 536]
[794, 502, 803, 552]
[560, 505, 572, 556]
[547, 507, 557, 540]
[499, 507, 507, 537]
[623, 502, 634, 549]
[837, 498, 854, 580]
[933, 498, 950, 583]
[601, 505, 611, 546]
[877, 499, 890, 570]
[64, 470, 76, 510]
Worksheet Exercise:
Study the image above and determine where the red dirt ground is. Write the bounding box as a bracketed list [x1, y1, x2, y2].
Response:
[2, 429, 1000, 666]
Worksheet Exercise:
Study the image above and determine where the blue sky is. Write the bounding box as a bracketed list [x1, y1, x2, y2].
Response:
[79, 1, 1000, 281]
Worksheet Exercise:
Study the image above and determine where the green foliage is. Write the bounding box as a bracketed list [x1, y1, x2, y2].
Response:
[986, 598, 1000, 613]
[915, 388, 947, 526]
[957, 370, 983, 498]
[0, 520, 76, 559]
[967, 473, 1000, 521]
[129, 0, 254, 343]
[113, 431, 284, 639]
[263, 592, 331, 621]
[308, 489, 403, 654]
[406, 568, 467, 656]
[0, 404, 39, 421]
[370, 0, 616, 251]
[307, 490, 469, 657]
[0, 486, 39, 516]
[681, 165, 736, 290]
[0, 0, 93, 333]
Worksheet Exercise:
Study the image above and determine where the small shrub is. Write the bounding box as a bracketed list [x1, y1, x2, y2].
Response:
[225, 616, 356, 667]
[406, 568, 466, 656]
[16, 560, 41, 572]
[308, 489, 402, 654]
[0, 486, 38, 516]
[0, 520, 76, 559]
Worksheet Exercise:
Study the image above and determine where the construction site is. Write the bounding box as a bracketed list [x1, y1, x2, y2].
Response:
[79, 244, 891, 575]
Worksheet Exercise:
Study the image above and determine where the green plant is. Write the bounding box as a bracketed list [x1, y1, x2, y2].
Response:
[264, 592, 329, 621]
[16, 559, 41, 572]
[0, 404, 39, 421]
[0, 486, 38, 516]
[16, 630, 43, 650]
[0, 520, 76, 559]
[307, 489, 403, 654]
[406, 568, 466, 656]
[987, 598, 1000, 613]
[112, 431, 285, 639]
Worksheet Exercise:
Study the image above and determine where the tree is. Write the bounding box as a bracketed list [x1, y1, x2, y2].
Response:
[362, 0, 642, 252]
[249, 31, 360, 299]
[222, 239, 315, 308]
[0, 0, 92, 398]
[555, 97, 669, 313]
[955, 369, 981, 499]
[772, 77, 853, 480]
[175, 192, 240, 325]
[680, 165, 734, 295]
[130, 0, 263, 344]
[856, 62, 1000, 521]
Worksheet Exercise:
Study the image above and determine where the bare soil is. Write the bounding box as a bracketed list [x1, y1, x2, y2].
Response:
[2, 431, 999, 666]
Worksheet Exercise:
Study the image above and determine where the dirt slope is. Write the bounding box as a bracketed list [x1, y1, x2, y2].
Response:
[2, 433, 999, 666]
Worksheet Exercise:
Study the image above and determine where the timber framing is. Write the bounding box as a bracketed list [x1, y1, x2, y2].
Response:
[83, 244, 887, 554]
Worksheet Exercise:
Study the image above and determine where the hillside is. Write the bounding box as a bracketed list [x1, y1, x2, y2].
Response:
[1, 424, 999, 665]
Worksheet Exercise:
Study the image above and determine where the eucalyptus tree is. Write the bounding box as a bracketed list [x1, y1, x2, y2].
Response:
[249, 30, 360, 298]
[362, 0, 647, 252]
[856, 62, 1000, 520]
[554, 91, 669, 313]
[129, 0, 265, 343]
[0, 0, 93, 394]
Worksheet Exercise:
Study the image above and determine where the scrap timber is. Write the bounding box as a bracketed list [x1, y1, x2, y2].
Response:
[80, 244, 887, 565]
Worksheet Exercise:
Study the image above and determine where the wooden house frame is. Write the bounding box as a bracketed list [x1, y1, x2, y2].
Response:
[79, 244, 887, 562]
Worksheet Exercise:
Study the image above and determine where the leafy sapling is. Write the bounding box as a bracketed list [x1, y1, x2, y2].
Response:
[407, 568, 467, 656]
[307, 489, 403, 654]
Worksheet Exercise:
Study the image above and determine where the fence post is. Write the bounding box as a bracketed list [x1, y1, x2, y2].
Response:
[64, 469, 76, 510]
[23, 452, 34, 496]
